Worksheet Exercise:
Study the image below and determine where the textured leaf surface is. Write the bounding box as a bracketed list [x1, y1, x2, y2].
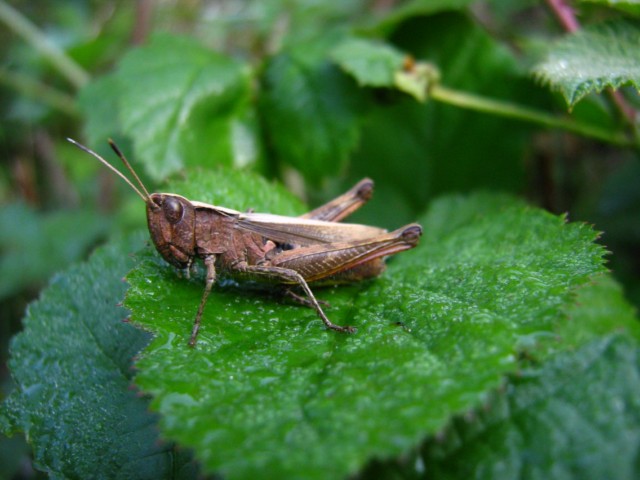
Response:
[0, 234, 196, 478]
[394, 330, 640, 480]
[117, 34, 255, 180]
[124, 171, 607, 479]
[534, 20, 640, 107]
[364, 275, 640, 479]
[420, 325, 640, 480]
[259, 43, 364, 182]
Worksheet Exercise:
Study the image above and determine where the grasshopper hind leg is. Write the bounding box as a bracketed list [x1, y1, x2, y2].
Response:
[300, 178, 373, 222]
[282, 287, 330, 308]
[189, 254, 217, 347]
[233, 263, 356, 333]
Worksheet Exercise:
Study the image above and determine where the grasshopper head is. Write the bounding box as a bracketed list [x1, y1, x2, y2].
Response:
[66, 139, 200, 271]
[147, 193, 196, 269]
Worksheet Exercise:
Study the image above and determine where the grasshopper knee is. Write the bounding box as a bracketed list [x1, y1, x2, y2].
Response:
[400, 223, 422, 245]
[355, 178, 374, 201]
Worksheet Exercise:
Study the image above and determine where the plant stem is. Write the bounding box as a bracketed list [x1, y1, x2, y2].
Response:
[0, 1, 89, 89]
[0, 68, 78, 117]
[545, 0, 579, 32]
[430, 84, 633, 147]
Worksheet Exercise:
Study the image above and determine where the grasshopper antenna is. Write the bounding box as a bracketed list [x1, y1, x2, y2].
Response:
[67, 138, 152, 203]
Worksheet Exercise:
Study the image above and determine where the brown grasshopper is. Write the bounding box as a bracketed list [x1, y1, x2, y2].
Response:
[68, 138, 422, 347]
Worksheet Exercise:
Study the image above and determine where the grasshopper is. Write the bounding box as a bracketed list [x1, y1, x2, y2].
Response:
[68, 139, 422, 346]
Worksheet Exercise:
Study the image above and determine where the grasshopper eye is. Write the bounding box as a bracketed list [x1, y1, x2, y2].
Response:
[163, 196, 184, 224]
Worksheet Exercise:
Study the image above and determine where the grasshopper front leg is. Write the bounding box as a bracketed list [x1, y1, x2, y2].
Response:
[189, 254, 217, 347]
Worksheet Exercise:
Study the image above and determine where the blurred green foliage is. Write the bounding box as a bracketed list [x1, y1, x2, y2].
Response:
[1, 0, 640, 478]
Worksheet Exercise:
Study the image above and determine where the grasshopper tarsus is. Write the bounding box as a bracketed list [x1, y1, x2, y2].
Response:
[69, 138, 423, 346]
[328, 324, 357, 334]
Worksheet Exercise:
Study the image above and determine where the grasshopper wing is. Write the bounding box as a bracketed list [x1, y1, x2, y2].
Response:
[235, 213, 386, 246]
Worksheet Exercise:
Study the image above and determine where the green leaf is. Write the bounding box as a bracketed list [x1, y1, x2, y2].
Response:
[123, 171, 606, 479]
[371, 0, 475, 35]
[553, 274, 640, 347]
[0, 203, 109, 300]
[331, 38, 406, 88]
[0, 432, 30, 480]
[579, 0, 640, 17]
[117, 33, 256, 180]
[77, 72, 122, 146]
[342, 13, 543, 227]
[419, 332, 640, 480]
[534, 20, 640, 107]
[330, 37, 440, 102]
[259, 44, 365, 182]
[0, 233, 197, 478]
[363, 272, 640, 479]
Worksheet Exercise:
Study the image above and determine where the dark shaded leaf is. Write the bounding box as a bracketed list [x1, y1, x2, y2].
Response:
[421, 332, 640, 480]
[77, 72, 122, 146]
[260, 44, 365, 182]
[0, 233, 197, 479]
[0, 203, 109, 300]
